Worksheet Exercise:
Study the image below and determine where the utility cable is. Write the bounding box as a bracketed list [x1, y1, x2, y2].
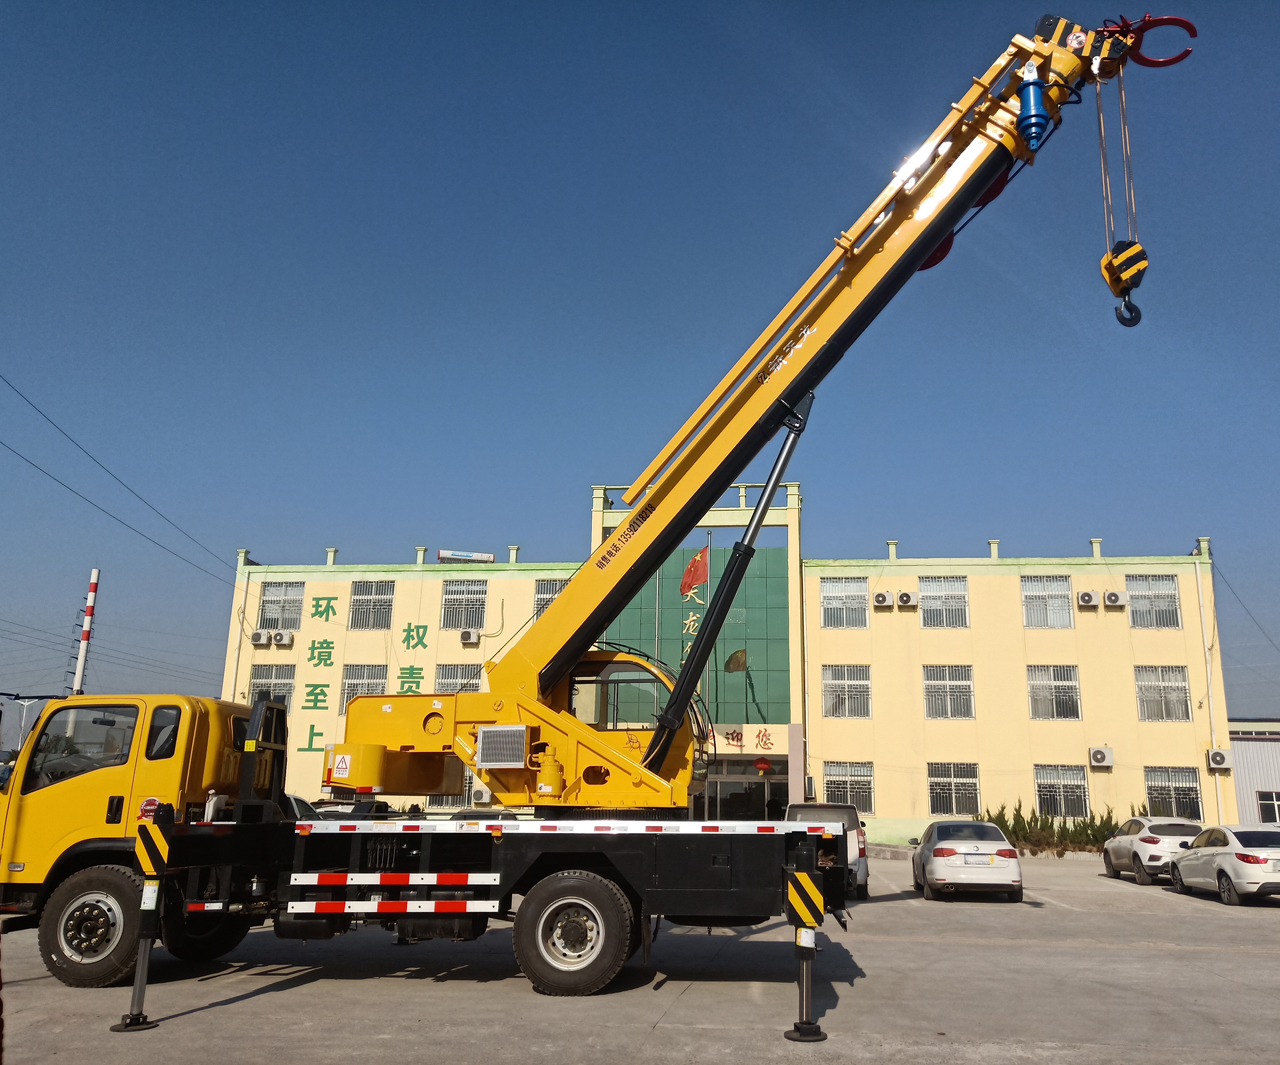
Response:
[0, 437, 234, 587]
[1212, 564, 1280, 660]
[0, 371, 234, 572]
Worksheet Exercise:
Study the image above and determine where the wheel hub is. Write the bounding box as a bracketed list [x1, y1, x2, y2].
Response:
[57, 891, 123, 963]
[537, 897, 603, 971]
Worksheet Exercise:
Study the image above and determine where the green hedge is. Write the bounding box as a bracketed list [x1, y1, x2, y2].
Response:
[976, 799, 1119, 852]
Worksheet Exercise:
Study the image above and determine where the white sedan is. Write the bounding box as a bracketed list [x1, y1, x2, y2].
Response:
[1170, 825, 1280, 905]
[908, 821, 1023, 902]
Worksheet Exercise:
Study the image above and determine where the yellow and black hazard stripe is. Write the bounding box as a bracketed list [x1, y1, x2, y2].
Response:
[134, 821, 170, 877]
[1034, 15, 1129, 61]
[785, 870, 825, 929]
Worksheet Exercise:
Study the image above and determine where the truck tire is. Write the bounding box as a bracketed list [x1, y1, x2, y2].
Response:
[513, 870, 633, 996]
[38, 865, 142, 988]
[161, 905, 251, 962]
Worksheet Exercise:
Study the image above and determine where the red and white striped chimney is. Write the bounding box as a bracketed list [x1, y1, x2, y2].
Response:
[72, 568, 99, 695]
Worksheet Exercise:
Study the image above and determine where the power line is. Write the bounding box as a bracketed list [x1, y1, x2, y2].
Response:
[1212, 564, 1280, 660]
[0, 437, 234, 587]
[0, 371, 234, 572]
[0, 630, 221, 684]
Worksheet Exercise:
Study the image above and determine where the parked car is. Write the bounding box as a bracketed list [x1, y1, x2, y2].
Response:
[1103, 815, 1201, 884]
[1170, 825, 1280, 905]
[908, 821, 1022, 902]
[786, 802, 869, 900]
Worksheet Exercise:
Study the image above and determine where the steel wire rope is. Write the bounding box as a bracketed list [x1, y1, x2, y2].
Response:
[0, 437, 233, 587]
[0, 371, 234, 572]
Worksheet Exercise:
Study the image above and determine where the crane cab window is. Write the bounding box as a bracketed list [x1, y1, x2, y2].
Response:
[145, 706, 182, 760]
[22, 705, 139, 793]
[570, 662, 666, 730]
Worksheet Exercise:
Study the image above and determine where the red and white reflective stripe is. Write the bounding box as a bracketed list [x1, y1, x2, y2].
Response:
[290, 872, 499, 886]
[287, 900, 498, 915]
[294, 820, 844, 837]
[186, 902, 225, 912]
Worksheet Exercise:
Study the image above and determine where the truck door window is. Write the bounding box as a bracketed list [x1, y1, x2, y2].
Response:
[22, 705, 139, 793]
[570, 664, 665, 730]
[145, 706, 182, 760]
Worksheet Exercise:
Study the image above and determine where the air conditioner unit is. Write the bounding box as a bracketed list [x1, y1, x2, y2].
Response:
[475, 725, 527, 769]
[1089, 746, 1114, 768]
[1207, 748, 1233, 771]
[872, 590, 894, 608]
[250, 630, 272, 647]
[460, 628, 481, 646]
[272, 630, 294, 648]
[471, 784, 494, 806]
[1077, 590, 1100, 608]
[897, 591, 918, 607]
[1103, 590, 1129, 607]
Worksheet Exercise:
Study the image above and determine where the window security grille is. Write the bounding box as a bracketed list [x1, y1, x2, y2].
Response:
[822, 665, 871, 718]
[257, 582, 305, 631]
[349, 581, 395, 631]
[1127, 574, 1182, 629]
[919, 576, 969, 628]
[427, 768, 475, 809]
[924, 665, 974, 719]
[820, 577, 869, 629]
[535, 579, 569, 620]
[1034, 764, 1090, 818]
[249, 663, 295, 712]
[928, 762, 980, 816]
[1028, 665, 1081, 720]
[1022, 576, 1073, 629]
[823, 761, 874, 813]
[1144, 766, 1202, 820]
[1135, 666, 1192, 722]
[441, 579, 487, 630]
[1259, 791, 1280, 824]
[340, 664, 387, 716]
[435, 663, 482, 694]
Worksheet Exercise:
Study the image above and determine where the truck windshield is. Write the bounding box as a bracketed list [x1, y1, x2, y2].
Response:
[22, 705, 139, 793]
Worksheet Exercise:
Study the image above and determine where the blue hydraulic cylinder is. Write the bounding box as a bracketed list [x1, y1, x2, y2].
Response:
[1016, 74, 1050, 152]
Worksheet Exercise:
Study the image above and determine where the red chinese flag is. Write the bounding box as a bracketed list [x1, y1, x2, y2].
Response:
[680, 547, 709, 595]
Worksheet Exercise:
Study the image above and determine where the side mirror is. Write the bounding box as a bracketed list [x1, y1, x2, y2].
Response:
[860, 820, 866, 828]
[907, 838, 920, 847]
[1179, 841, 1190, 849]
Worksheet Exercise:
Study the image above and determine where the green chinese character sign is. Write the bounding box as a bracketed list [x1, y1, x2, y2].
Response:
[398, 666, 424, 694]
[308, 639, 334, 666]
[401, 623, 429, 650]
[312, 597, 338, 622]
[302, 683, 329, 710]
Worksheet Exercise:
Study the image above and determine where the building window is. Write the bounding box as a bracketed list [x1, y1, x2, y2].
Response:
[1135, 666, 1192, 722]
[1127, 574, 1182, 629]
[1034, 764, 1090, 818]
[822, 665, 871, 719]
[349, 581, 394, 631]
[820, 577, 868, 629]
[924, 665, 974, 719]
[340, 664, 387, 716]
[1022, 575, 1073, 629]
[249, 663, 295, 712]
[435, 664, 482, 694]
[928, 762, 980, 816]
[1259, 792, 1280, 823]
[440, 579, 487, 630]
[1028, 665, 1081, 720]
[257, 582, 305, 631]
[919, 576, 968, 628]
[824, 761, 873, 813]
[535, 579, 569, 620]
[1144, 766, 1202, 820]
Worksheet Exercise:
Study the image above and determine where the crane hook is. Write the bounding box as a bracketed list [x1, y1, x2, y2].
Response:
[1115, 295, 1141, 327]
[1098, 14, 1198, 68]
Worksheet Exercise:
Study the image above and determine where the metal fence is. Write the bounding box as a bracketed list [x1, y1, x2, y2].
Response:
[1127, 574, 1182, 629]
[822, 665, 871, 718]
[1144, 765, 1202, 820]
[1021, 575, 1073, 629]
[919, 576, 969, 628]
[823, 761, 873, 813]
[1034, 763, 1090, 818]
[1135, 665, 1191, 721]
[1028, 665, 1081, 720]
[348, 581, 395, 631]
[820, 577, 868, 629]
[928, 762, 980, 816]
[440, 579, 487, 630]
[257, 582, 305, 631]
[924, 665, 974, 719]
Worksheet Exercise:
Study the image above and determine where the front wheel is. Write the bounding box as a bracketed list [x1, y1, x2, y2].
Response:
[1171, 864, 1193, 895]
[513, 870, 633, 995]
[1103, 851, 1120, 879]
[38, 865, 142, 988]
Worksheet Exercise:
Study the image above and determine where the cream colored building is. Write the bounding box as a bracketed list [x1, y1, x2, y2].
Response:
[803, 537, 1234, 833]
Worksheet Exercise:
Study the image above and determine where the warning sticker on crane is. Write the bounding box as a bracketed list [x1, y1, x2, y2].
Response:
[333, 754, 350, 780]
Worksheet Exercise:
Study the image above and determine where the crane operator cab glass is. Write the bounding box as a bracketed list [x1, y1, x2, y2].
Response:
[570, 661, 667, 731]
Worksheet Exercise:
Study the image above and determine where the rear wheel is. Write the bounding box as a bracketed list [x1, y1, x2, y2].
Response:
[1132, 855, 1153, 886]
[1103, 851, 1120, 879]
[161, 901, 251, 962]
[1007, 887, 1023, 903]
[1218, 872, 1242, 906]
[38, 865, 141, 988]
[855, 884, 870, 901]
[922, 879, 937, 901]
[1171, 864, 1193, 895]
[513, 870, 633, 995]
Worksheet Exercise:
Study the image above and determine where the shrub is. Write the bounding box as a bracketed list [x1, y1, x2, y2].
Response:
[976, 802, 1117, 852]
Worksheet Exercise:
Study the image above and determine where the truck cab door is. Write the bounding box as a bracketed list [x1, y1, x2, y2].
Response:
[128, 701, 196, 826]
[5, 702, 143, 885]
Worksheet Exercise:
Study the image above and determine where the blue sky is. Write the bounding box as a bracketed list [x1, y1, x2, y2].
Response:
[1, 1, 1276, 732]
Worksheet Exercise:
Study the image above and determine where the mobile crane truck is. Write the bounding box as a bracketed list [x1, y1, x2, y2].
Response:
[0, 10, 1193, 1020]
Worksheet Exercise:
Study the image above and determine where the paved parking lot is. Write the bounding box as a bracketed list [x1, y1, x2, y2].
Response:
[5, 856, 1278, 1064]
